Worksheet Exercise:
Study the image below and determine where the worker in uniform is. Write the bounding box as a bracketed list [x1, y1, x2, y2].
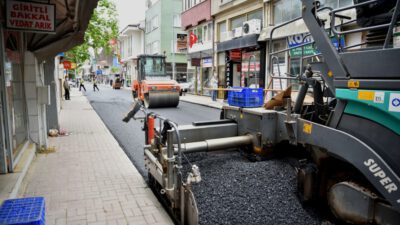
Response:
[79, 79, 86, 92]
[93, 78, 99, 92]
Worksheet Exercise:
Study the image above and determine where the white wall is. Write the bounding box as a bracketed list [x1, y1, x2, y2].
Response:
[24, 52, 48, 148]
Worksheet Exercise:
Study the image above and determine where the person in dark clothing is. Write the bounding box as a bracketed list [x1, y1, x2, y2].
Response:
[93, 79, 99, 91]
[79, 79, 86, 92]
[63, 78, 70, 100]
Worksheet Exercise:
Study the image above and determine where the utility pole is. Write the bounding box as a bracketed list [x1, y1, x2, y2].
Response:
[172, 14, 176, 80]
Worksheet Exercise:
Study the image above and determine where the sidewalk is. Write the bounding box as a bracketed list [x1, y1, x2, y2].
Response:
[179, 94, 226, 109]
[21, 89, 173, 225]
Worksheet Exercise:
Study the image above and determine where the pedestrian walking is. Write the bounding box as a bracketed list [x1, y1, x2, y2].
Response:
[211, 74, 218, 101]
[93, 79, 99, 92]
[79, 79, 86, 92]
[63, 77, 70, 100]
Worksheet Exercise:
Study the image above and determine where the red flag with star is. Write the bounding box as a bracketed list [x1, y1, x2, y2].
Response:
[189, 32, 198, 48]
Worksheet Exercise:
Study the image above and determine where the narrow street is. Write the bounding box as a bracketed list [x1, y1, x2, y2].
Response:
[85, 84, 220, 176]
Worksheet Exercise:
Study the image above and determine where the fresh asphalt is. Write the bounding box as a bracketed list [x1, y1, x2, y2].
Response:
[84, 85, 220, 177]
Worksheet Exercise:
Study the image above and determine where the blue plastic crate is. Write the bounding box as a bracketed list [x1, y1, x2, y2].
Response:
[228, 87, 264, 108]
[0, 197, 45, 225]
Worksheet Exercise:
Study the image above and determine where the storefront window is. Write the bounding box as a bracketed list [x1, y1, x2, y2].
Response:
[3, 31, 27, 157]
[242, 51, 261, 88]
[320, 0, 353, 8]
[273, 0, 301, 25]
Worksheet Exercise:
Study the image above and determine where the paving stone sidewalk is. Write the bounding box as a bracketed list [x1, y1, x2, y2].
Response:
[21, 89, 173, 225]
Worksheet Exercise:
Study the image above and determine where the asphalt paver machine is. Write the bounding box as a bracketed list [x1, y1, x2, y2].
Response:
[132, 54, 180, 108]
[124, 0, 400, 224]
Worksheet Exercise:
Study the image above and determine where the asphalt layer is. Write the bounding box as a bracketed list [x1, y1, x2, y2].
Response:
[86, 86, 324, 224]
[84, 85, 220, 176]
[183, 151, 322, 225]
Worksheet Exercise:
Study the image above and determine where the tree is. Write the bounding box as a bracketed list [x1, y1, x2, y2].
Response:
[65, 0, 118, 68]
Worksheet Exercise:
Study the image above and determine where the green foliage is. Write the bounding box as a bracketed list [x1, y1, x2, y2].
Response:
[111, 66, 120, 73]
[66, 0, 118, 67]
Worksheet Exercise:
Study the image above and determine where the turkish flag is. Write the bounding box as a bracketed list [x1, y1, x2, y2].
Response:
[189, 32, 198, 48]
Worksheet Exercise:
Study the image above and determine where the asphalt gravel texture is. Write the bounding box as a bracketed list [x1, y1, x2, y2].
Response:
[85, 85, 220, 176]
[183, 151, 322, 225]
[86, 86, 323, 224]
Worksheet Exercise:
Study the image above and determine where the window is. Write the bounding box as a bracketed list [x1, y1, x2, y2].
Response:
[203, 25, 208, 42]
[220, 0, 232, 6]
[173, 14, 181, 27]
[197, 26, 203, 43]
[273, 0, 301, 24]
[151, 16, 159, 30]
[248, 9, 263, 22]
[146, 20, 151, 33]
[152, 41, 159, 54]
[231, 15, 246, 30]
[320, 0, 353, 8]
[218, 22, 227, 41]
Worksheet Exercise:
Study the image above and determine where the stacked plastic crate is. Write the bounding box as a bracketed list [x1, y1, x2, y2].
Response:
[228, 87, 264, 108]
[0, 197, 45, 225]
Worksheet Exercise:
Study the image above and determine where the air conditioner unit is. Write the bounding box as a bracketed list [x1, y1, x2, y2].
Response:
[242, 19, 261, 36]
[233, 27, 243, 38]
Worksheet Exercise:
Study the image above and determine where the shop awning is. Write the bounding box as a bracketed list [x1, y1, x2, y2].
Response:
[217, 34, 259, 52]
[1, 0, 99, 61]
[258, 20, 309, 42]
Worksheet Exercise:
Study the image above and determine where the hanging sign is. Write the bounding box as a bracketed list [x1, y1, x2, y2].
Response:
[6, 0, 56, 33]
[63, 61, 72, 70]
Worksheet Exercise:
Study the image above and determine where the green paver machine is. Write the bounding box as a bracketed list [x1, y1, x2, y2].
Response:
[124, 0, 400, 224]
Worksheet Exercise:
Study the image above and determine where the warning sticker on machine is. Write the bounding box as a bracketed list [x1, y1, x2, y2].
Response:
[374, 92, 385, 104]
[389, 93, 400, 112]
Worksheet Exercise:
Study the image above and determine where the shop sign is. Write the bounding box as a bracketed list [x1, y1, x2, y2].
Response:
[191, 58, 201, 67]
[225, 53, 232, 87]
[229, 50, 241, 61]
[6, 0, 56, 33]
[63, 61, 72, 70]
[242, 63, 260, 72]
[177, 34, 188, 52]
[287, 33, 345, 57]
[202, 58, 212, 68]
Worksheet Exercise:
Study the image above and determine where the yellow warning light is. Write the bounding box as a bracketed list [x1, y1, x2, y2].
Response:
[303, 122, 312, 134]
[327, 70, 333, 77]
[347, 80, 360, 89]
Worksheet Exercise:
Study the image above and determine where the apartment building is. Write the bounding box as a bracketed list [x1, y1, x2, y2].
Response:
[145, 0, 187, 80]
[259, 0, 357, 91]
[181, 0, 213, 95]
[119, 24, 145, 87]
[212, 0, 266, 98]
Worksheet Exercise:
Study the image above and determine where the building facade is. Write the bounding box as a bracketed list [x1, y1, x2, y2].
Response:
[181, 0, 213, 95]
[145, 0, 187, 81]
[212, 0, 266, 99]
[0, 1, 98, 174]
[119, 24, 145, 87]
[259, 0, 358, 94]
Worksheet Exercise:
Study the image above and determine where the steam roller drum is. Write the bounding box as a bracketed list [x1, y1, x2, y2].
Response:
[144, 91, 179, 108]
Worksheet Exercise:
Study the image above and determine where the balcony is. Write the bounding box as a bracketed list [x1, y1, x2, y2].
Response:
[181, 0, 211, 30]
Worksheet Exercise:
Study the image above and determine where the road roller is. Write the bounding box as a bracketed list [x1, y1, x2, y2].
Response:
[132, 54, 180, 108]
[124, 0, 400, 224]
